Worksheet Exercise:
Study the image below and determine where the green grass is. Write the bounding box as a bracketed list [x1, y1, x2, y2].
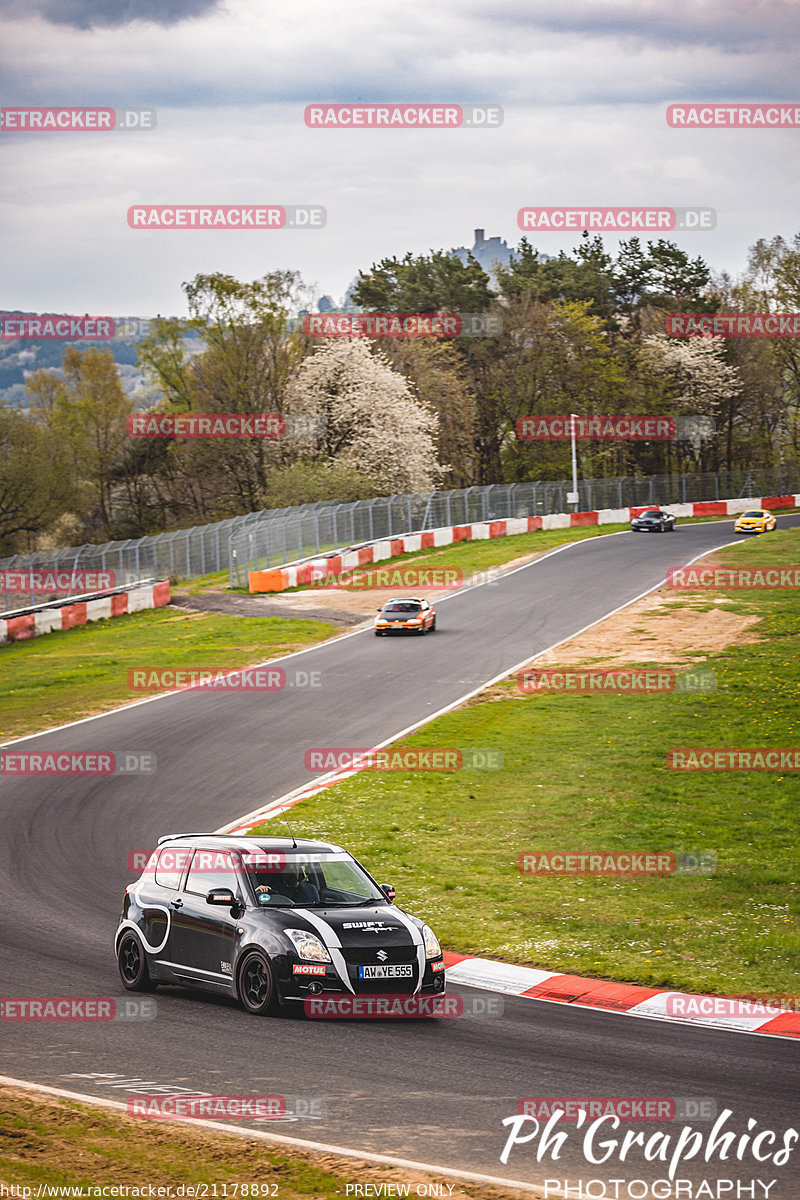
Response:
[0, 608, 337, 742]
[253, 527, 800, 995]
[0, 1087, 518, 1200]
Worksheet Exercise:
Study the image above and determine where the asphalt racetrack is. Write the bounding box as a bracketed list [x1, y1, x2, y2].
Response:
[2, 519, 799, 1190]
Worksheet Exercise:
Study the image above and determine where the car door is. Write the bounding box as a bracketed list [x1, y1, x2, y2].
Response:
[165, 846, 242, 990]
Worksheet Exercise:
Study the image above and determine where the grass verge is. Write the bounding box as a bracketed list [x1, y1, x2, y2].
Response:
[0, 1086, 527, 1199]
[0, 609, 337, 743]
[253, 528, 800, 995]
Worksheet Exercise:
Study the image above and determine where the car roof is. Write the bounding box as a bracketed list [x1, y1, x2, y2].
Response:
[156, 833, 346, 854]
[383, 596, 425, 603]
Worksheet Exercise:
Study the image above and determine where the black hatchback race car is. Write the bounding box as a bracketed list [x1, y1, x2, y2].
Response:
[115, 835, 446, 1015]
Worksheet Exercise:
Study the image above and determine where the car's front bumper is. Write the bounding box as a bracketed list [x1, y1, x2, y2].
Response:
[277, 951, 446, 1004]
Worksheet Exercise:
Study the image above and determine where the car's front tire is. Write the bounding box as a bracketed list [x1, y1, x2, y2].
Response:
[237, 950, 277, 1016]
[117, 931, 157, 992]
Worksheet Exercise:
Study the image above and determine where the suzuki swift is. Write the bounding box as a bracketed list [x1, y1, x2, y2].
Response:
[115, 834, 446, 1015]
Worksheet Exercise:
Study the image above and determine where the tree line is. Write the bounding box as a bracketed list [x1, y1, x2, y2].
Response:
[1, 232, 798, 555]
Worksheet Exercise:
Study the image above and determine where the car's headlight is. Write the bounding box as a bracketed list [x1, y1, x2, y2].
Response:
[422, 923, 441, 959]
[285, 928, 331, 962]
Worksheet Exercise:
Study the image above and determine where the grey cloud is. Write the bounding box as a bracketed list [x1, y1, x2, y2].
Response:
[455, 0, 800, 50]
[0, 0, 222, 28]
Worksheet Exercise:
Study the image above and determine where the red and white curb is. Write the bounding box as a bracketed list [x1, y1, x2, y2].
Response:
[248, 493, 800, 593]
[224, 784, 800, 1042]
[224, 761, 385, 832]
[441, 953, 800, 1040]
[0, 580, 171, 646]
[231, 531, 800, 1044]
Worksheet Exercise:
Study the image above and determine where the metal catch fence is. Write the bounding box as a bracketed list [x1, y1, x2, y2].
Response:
[1, 467, 795, 608]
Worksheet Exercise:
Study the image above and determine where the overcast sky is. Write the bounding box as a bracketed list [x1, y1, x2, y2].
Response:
[1, 0, 798, 316]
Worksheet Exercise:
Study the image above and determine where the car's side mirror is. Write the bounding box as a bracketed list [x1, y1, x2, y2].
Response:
[206, 888, 236, 905]
[380, 883, 396, 902]
[376, 606, 382, 612]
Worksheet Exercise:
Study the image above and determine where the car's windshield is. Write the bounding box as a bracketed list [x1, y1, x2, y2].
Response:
[384, 601, 421, 613]
[640, 510, 662, 517]
[742, 511, 763, 518]
[243, 851, 386, 908]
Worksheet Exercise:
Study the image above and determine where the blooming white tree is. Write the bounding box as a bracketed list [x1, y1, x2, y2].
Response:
[285, 339, 441, 492]
[643, 335, 741, 418]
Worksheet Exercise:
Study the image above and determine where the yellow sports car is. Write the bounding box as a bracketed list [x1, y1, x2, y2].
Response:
[734, 508, 777, 534]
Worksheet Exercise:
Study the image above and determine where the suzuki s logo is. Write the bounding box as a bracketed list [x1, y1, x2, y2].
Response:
[376, 949, 388, 962]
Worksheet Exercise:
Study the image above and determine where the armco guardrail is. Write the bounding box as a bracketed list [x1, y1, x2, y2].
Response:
[248, 494, 800, 593]
[229, 469, 797, 587]
[1, 468, 794, 602]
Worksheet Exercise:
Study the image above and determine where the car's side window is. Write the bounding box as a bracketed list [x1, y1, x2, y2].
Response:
[184, 848, 240, 898]
[154, 846, 189, 890]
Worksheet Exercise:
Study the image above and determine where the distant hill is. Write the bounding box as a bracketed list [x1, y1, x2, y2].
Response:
[0, 313, 192, 408]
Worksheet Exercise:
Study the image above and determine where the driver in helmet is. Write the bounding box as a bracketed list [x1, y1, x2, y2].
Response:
[255, 861, 320, 905]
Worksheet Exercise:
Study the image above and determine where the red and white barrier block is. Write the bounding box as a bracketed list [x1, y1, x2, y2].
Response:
[0, 581, 171, 646]
[249, 494, 800, 593]
[442, 953, 800, 1040]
